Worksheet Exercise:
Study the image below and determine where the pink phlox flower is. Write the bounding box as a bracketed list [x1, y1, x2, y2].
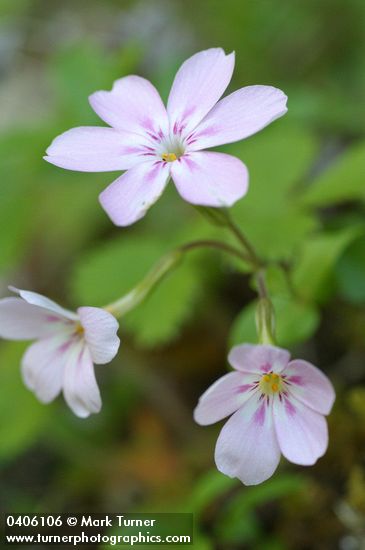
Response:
[194, 344, 335, 485]
[44, 48, 288, 226]
[0, 288, 120, 418]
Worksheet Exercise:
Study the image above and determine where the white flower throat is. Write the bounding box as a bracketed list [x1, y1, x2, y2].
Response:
[156, 133, 186, 162]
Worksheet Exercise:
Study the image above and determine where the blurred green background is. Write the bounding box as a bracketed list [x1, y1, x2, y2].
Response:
[1, 0, 365, 548]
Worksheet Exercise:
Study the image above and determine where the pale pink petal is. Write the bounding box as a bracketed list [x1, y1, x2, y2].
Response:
[99, 160, 170, 226]
[273, 395, 328, 466]
[0, 298, 68, 340]
[284, 360, 335, 416]
[21, 335, 72, 403]
[194, 371, 258, 426]
[228, 344, 290, 375]
[167, 48, 235, 136]
[63, 344, 101, 418]
[89, 75, 169, 136]
[44, 127, 148, 172]
[11, 287, 78, 321]
[215, 393, 281, 485]
[171, 152, 248, 207]
[78, 306, 120, 365]
[189, 85, 288, 150]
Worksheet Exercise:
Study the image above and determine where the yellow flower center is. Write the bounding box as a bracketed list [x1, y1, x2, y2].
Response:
[162, 153, 177, 162]
[259, 372, 283, 395]
[74, 323, 84, 336]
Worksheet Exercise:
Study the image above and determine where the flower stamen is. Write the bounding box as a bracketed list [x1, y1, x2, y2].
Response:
[162, 153, 177, 162]
[74, 323, 84, 336]
[259, 372, 283, 395]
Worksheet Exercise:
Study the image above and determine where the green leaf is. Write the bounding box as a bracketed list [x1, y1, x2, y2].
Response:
[0, 127, 51, 271]
[224, 122, 319, 259]
[0, 125, 110, 271]
[187, 469, 238, 515]
[336, 235, 365, 304]
[292, 226, 361, 301]
[0, 0, 32, 16]
[0, 342, 47, 463]
[125, 254, 201, 346]
[48, 42, 141, 124]
[34, 173, 108, 261]
[70, 233, 202, 347]
[300, 141, 365, 207]
[230, 296, 320, 348]
[226, 120, 319, 193]
[188, 533, 214, 550]
[216, 474, 305, 545]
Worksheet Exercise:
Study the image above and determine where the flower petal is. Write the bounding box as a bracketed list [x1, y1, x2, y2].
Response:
[44, 127, 147, 172]
[284, 360, 335, 415]
[171, 152, 248, 207]
[273, 395, 328, 466]
[194, 371, 258, 426]
[228, 344, 290, 375]
[215, 393, 281, 485]
[99, 160, 170, 226]
[21, 335, 71, 403]
[167, 48, 235, 136]
[89, 75, 169, 136]
[11, 287, 78, 321]
[0, 297, 67, 340]
[189, 85, 288, 150]
[63, 344, 102, 418]
[78, 306, 120, 365]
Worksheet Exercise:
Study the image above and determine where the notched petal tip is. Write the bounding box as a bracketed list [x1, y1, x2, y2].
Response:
[226, 50, 235, 61]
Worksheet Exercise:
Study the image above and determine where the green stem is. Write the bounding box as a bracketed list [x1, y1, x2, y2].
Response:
[104, 250, 182, 318]
[104, 239, 249, 318]
[178, 239, 250, 263]
[195, 206, 277, 344]
[195, 206, 263, 269]
[220, 209, 262, 268]
[256, 269, 270, 301]
[255, 270, 276, 345]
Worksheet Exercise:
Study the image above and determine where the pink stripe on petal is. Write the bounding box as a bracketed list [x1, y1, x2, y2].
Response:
[171, 151, 248, 208]
[89, 75, 169, 137]
[46, 315, 65, 323]
[189, 85, 288, 151]
[260, 362, 272, 373]
[283, 360, 335, 415]
[0, 298, 65, 340]
[194, 371, 257, 426]
[167, 48, 235, 136]
[215, 393, 280, 485]
[237, 384, 254, 393]
[45, 127, 147, 172]
[286, 375, 303, 385]
[253, 401, 266, 426]
[284, 398, 296, 417]
[228, 344, 290, 374]
[62, 344, 102, 418]
[99, 160, 170, 226]
[21, 335, 72, 403]
[273, 395, 328, 466]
